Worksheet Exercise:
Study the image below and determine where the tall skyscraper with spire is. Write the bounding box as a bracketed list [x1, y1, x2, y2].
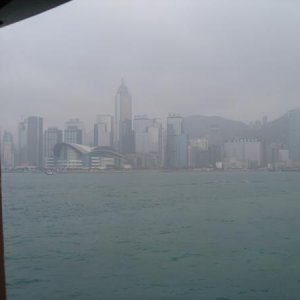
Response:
[114, 80, 134, 154]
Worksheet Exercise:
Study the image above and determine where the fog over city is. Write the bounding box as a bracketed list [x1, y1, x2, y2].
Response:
[1, 0, 300, 134]
[4, 2, 300, 299]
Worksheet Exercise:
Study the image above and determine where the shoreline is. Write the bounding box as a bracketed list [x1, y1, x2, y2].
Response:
[2, 168, 300, 174]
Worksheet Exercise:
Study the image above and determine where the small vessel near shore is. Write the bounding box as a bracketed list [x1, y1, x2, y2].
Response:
[44, 170, 56, 175]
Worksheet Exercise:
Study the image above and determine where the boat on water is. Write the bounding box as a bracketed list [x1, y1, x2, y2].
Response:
[44, 170, 56, 175]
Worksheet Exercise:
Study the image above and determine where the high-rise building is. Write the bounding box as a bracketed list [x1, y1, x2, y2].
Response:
[94, 115, 113, 147]
[44, 127, 63, 168]
[223, 138, 261, 169]
[18, 119, 28, 165]
[165, 115, 188, 169]
[1, 131, 15, 169]
[114, 80, 134, 154]
[188, 138, 209, 168]
[133, 115, 163, 168]
[133, 116, 162, 153]
[133, 115, 153, 153]
[288, 109, 300, 161]
[64, 118, 84, 144]
[28, 116, 43, 168]
[18, 116, 43, 168]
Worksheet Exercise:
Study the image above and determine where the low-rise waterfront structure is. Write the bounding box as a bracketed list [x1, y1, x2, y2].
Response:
[53, 143, 123, 170]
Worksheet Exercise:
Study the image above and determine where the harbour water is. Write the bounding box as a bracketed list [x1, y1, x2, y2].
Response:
[3, 171, 300, 299]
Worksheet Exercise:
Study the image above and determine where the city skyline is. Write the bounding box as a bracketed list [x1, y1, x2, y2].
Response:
[1, 90, 297, 140]
[2, 106, 300, 171]
[2, 105, 298, 142]
[1, 75, 300, 171]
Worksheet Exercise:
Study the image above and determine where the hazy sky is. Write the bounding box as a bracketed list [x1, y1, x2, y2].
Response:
[1, 0, 300, 134]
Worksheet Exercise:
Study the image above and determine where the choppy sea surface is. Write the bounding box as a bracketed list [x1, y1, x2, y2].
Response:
[3, 171, 300, 299]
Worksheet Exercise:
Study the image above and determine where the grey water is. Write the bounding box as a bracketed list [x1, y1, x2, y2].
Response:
[3, 171, 300, 300]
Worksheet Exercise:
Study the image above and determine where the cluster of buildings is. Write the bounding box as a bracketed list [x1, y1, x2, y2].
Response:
[2, 81, 300, 172]
[1, 81, 162, 171]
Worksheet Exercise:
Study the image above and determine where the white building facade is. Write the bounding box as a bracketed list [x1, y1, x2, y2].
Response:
[224, 138, 261, 169]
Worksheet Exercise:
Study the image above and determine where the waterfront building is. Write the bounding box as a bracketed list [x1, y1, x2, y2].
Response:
[18, 120, 27, 166]
[265, 142, 281, 166]
[28, 116, 44, 168]
[223, 138, 261, 169]
[64, 118, 84, 144]
[264, 143, 292, 170]
[114, 80, 134, 154]
[208, 145, 223, 167]
[44, 127, 63, 168]
[287, 109, 300, 161]
[279, 149, 289, 162]
[1, 131, 15, 169]
[188, 138, 210, 168]
[165, 115, 188, 169]
[94, 115, 113, 147]
[133, 115, 153, 153]
[18, 116, 43, 168]
[133, 116, 162, 153]
[90, 157, 115, 169]
[133, 115, 163, 168]
[53, 143, 123, 170]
